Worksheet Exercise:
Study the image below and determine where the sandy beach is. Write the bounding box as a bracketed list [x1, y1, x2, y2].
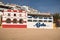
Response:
[0, 28, 60, 40]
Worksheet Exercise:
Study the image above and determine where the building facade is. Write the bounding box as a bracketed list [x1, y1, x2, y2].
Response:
[2, 9, 27, 28]
[0, 2, 53, 29]
[27, 13, 53, 29]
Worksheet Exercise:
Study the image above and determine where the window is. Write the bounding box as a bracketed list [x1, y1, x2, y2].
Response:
[33, 16, 38, 19]
[8, 13, 10, 16]
[44, 20, 47, 22]
[6, 18, 11, 23]
[28, 16, 32, 18]
[33, 20, 37, 22]
[13, 19, 17, 23]
[48, 20, 52, 22]
[19, 19, 23, 23]
[28, 17, 32, 18]
[28, 15, 32, 18]
[39, 16, 42, 19]
[44, 17, 47, 19]
[49, 17, 52, 19]
[14, 14, 16, 16]
[28, 20, 32, 22]
[39, 20, 43, 22]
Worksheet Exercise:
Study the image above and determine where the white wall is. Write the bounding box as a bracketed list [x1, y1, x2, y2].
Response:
[27, 22, 53, 29]
[2, 11, 27, 25]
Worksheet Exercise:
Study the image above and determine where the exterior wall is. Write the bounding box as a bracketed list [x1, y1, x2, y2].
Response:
[27, 22, 53, 29]
[0, 2, 54, 28]
[0, 12, 2, 26]
[2, 10, 27, 28]
[1, 9, 53, 29]
[0, 12, 3, 15]
[27, 15, 53, 29]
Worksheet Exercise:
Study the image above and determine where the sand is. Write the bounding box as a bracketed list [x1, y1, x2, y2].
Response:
[0, 28, 60, 40]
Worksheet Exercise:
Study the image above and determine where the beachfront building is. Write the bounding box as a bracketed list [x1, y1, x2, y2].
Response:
[27, 13, 53, 29]
[1, 9, 53, 29]
[0, 2, 53, 29]
[2, 9, 27, 28]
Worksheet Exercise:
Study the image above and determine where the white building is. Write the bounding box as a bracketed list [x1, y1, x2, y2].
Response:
[27, 13, 53, 29]
[2, 9, 27, 28]
[0, 2, 53, 29]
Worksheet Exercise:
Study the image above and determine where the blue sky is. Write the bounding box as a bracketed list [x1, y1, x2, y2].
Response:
[0, 0, 60, 14]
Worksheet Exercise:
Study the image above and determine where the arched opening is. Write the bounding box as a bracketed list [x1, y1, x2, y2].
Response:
[6, 18, 11, 23]
[13, 19, 17, 23]
[19, 19, 23, 24]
